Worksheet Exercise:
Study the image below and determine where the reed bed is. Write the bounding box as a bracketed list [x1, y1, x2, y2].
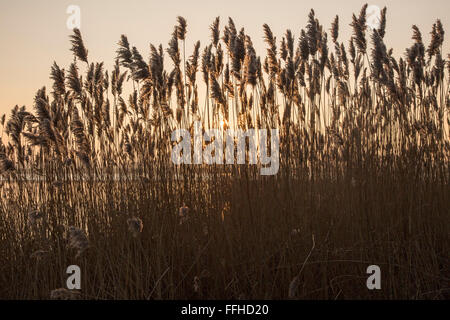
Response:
[0, 4, 448, 299]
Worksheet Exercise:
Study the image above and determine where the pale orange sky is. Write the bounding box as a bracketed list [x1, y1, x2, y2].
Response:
[0, 0, 449, 117]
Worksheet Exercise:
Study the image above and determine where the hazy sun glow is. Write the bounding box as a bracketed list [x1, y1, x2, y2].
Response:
[0, 0, 449, 116]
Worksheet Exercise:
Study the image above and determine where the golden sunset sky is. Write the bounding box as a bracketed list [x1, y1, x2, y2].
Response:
[0, 0, 449, 117]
